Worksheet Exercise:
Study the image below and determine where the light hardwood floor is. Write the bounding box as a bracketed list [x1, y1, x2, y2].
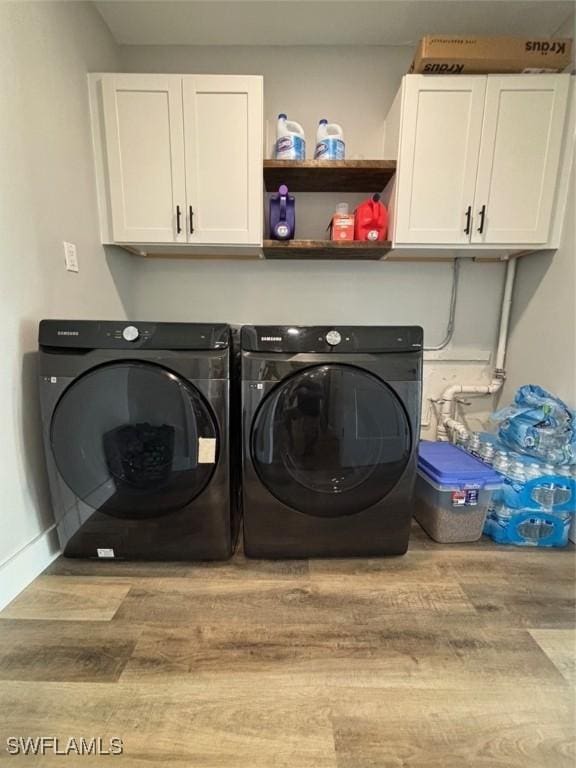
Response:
[0, 523, 574, 767]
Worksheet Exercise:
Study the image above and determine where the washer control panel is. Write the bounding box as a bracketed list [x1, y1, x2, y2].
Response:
[325, 330, 342, 346]
[122, 325, 140, 342]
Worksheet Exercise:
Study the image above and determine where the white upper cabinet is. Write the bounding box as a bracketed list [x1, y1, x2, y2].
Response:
[395, 76, 486, 245]
[102, 75, 186, 244]
[183, 76, 263, 245]
[472, 75, 570, 245]
[389, 74, 570, 249]
[93, 73, 263, 248]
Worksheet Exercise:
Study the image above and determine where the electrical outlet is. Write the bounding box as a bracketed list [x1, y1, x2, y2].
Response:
[63, 241, 79, 273]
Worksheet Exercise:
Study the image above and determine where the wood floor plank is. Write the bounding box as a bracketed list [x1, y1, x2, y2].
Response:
[308, 552, 450, 585]
[0, 620, 139, 682]
[0, 680, 337, 768]
[460, 580, 576, 629]
[112, 577, 476, 628]
[434, 548, 576, 585]
[0, 576, 131, 622]
[120, 620, 566, 689]
[332, 686, 575, 768]
[529, 629, 576, 686]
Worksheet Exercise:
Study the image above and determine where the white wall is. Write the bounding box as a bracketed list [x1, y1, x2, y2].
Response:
[0, 2, 134, 606]
[502, 160, 575, 408]
[120, 44, 508, 436]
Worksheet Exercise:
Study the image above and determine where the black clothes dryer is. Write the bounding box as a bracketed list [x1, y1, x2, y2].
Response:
[241, 325, 423, 558]
[39, 320, 239, 560]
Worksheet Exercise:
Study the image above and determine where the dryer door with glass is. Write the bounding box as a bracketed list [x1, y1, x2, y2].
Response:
[251, 364, 412, 517]
[50, 361, 219, 518]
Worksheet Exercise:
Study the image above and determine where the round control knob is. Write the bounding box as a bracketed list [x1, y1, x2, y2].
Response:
[326, 330, 342, 346]
[122, 325, 139, 342]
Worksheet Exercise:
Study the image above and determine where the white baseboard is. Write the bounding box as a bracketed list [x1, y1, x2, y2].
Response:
[0, 526, 61, 611]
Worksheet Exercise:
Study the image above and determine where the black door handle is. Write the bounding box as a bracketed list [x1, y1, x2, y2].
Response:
[477, 205, 486, 234]
[189, 206, 194, 234]
[464, 206, 472, 235]
[176, 205, 182, 234]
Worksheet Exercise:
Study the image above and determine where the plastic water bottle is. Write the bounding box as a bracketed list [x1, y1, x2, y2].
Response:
[467, 432, 481, 457]
[493, 451, 509, 475]
[275, 114, 306, 160]
[454, 430, 469, 449]
[509, 461, 526, 481]
[314, 119, 345, 160]
[478, 441, 495, 465]
[526, 463, 542, 481]
[499, 504, 514, 520]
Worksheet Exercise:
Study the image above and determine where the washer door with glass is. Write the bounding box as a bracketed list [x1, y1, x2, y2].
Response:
[51, 362, 219, 519]
[251, 364, 412, 517]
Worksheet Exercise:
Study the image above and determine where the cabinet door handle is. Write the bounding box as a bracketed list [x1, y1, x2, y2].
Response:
[176, 205, 182, 234]
[477, 205, 486, 234]
[464, 206, 472, 235]
[189, 206, 194, 234]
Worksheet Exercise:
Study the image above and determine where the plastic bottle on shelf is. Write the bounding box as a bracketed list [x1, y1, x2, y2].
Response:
[274, 114, 306, 160]
[314, 120, 345, 160]
[330, 202, 355, 241]
[269, 185, 296, 241]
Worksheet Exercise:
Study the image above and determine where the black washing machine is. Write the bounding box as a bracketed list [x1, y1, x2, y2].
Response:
[39, 320, 239, 560]
[241, 325, 423, 558]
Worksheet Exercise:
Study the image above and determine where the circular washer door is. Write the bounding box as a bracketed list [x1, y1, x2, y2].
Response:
[50, 362, 219, 519]
[251, 364, 412, 518]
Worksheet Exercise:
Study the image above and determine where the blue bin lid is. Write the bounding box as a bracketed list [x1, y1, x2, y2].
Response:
[418, 440, 501, 487]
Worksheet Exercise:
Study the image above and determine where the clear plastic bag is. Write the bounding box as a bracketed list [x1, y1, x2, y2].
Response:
[492, 385, 576, 465]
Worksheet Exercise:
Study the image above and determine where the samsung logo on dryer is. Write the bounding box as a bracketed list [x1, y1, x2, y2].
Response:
[260, 336, 282, 342]
[57, 330, 79, 336]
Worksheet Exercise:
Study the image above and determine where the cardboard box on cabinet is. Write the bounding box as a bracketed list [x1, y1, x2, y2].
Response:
[410, 36, 572, 75]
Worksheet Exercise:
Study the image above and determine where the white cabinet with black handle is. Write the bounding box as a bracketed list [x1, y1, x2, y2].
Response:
[386, 74, 570, 249]
[90, 73, 263, 252]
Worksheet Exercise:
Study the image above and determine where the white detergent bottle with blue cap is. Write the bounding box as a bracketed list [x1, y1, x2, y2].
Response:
[274, 114, 306, 160]
[314, 119, 345, 160]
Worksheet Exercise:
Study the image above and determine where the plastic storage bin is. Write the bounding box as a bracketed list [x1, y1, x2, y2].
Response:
[415, 441, 501, 543]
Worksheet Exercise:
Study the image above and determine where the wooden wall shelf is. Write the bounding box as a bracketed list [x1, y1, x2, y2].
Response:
[263, 240, 392, 260]
[263, 160, 396, 192]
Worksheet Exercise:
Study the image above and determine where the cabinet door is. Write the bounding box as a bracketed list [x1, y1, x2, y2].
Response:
[395, 76, 486, 245]
[472, 75, 569, 245]
[183, 76, 263, 245]
[102, 75, 186, 243]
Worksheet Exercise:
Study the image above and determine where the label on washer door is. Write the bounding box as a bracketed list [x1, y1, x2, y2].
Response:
[97, 548, 115, 559]
[198, 437, 216, 464]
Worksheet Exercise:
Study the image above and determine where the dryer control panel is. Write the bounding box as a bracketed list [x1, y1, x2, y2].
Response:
[241, 325, 423, 354]
[39, 320, 229, 351]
